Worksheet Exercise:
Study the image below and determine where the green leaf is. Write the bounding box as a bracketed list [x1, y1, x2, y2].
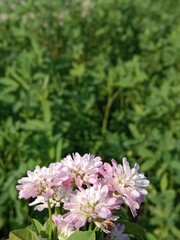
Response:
[128, 123, 141, 139]
[136, 147, 153, 158]
[67, 230, 96, 240]
[146, 232, 158, 240]
[119, 220, 145, 240]
[20, 119, 51, 131]
[0, 77, 18, 89]
[42, 100, 51, 124]
[160, 173, 168, 191]
[56, 138, 63, 161]
[30, 218, 43, 235]
[9, 228, 39, 240]
[70, 63, 85, 77]
[8, 68, 29, 91]
[141, 159, 157, 171]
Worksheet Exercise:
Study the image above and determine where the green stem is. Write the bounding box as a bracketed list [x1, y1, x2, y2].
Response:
[55, 206, 60, 214]
[93, 226, 99, 232]
[48, 201, 52, 240]
[88, 221, 94, 230]
[102, 90, 119, 136]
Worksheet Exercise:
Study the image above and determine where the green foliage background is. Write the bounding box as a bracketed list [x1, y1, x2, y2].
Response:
[0, 0, 180, 239]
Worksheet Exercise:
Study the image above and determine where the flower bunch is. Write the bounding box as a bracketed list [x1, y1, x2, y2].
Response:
[12, 153, 150, 240]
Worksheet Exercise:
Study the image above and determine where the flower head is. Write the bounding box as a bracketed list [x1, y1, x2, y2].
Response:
[16, 163, 69, 202]
[104, 224, 130, 240]
[52, 214, 75, 240]
[64, 184, 120, 232]
[29, 186, 72, 211]
[61, 152, 102, 187]
[100, 157, 150, 217]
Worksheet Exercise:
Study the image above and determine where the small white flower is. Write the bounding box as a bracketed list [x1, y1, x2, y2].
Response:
[52, 214, 75, 240]
[100, 157, 150, 217]
[61, 152, 102, 187]
[64, 184, 120, 231]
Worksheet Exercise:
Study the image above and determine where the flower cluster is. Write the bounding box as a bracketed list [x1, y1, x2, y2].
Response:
[16, 153, 149, 240]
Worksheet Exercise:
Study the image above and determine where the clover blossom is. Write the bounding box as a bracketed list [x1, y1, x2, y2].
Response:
[104, 224, 130, 240]
[16, 162, 69, 204]
[61, 152, 102, 187]
[29, 186, 72, 211]
[14, 152, 150, 240]
[52, 214, 75, 240]
[63, 184, 120, 232]
[100, 157, 150, 217]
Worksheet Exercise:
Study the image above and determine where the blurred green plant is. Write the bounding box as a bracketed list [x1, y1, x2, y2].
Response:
[0, 0, 180, 239]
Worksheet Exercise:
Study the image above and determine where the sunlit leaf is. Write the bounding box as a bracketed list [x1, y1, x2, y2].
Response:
[9, 229, 39, 240]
